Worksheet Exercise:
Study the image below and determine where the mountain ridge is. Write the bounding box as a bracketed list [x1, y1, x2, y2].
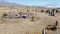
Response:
[0, 1, 60, 9]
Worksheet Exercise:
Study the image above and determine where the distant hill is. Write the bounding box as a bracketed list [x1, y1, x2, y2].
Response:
[0, 1, 27, 7]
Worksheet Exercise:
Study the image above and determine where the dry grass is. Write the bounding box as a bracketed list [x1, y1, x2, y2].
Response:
[0, 6, 60, 34]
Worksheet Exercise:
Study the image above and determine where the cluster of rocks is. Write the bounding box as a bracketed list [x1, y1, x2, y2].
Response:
[2, 12, 33, 19]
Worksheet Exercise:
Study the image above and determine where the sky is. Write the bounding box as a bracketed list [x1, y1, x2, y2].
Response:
[0, 0, 60, 8]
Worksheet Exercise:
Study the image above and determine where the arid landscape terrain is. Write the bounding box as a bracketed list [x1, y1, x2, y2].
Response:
[0, 1, 60, 34]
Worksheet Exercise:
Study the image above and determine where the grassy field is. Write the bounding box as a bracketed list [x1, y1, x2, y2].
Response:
[0, 7, 60, 34]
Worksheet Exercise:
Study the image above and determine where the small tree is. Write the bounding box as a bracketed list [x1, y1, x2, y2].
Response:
[55, 21, 58, 26]
[2, 14, 7, 18]
[56, 9, 58, 13]
[52, 9, 55, 12]
[45, 10, 50, 14]
[50, 12, 55, 16]
[49, 9, 55, 16]
[27, 10, 29, 12]
[41, 10, 44, 12]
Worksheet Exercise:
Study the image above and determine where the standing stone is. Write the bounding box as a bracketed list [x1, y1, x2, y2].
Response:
[42, 29, 46, 34]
